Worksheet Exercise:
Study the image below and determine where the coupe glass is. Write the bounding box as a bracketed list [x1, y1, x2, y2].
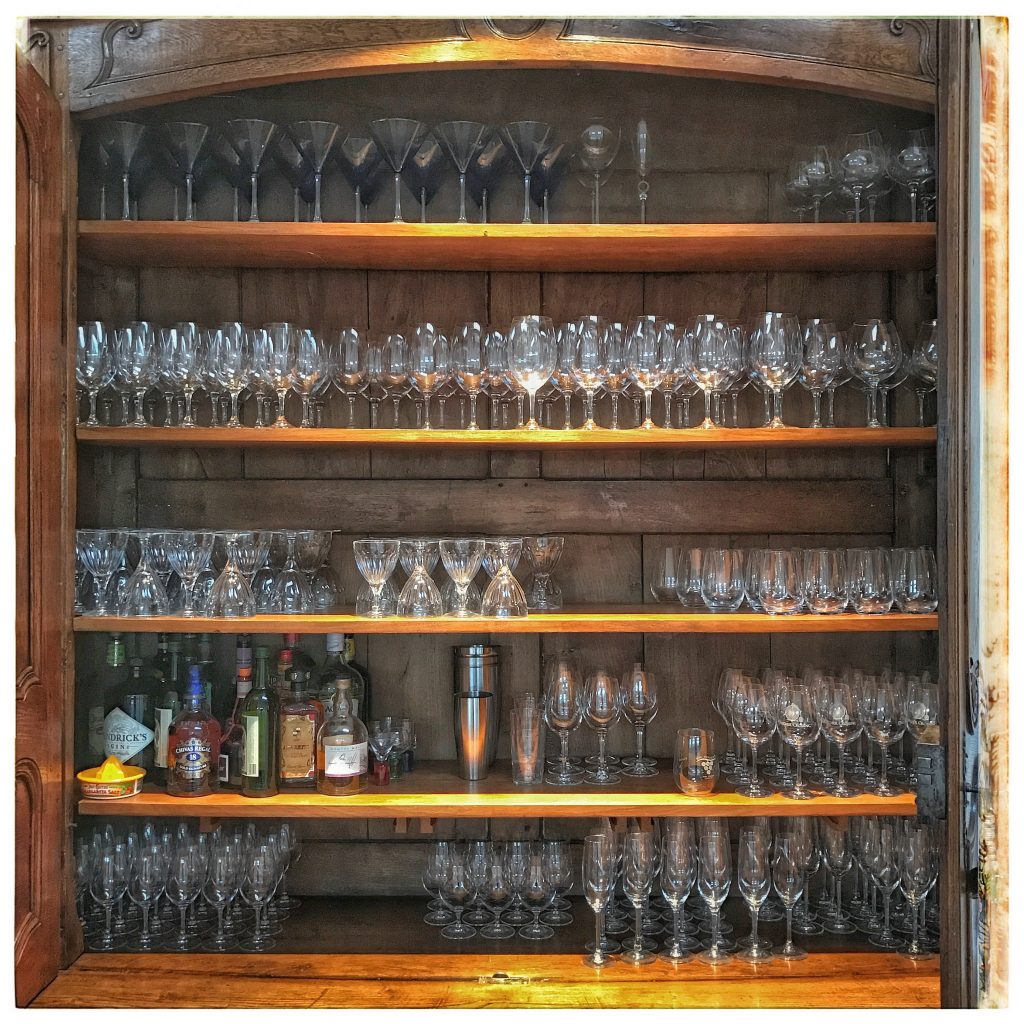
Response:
[625, 315, 670, 429]
[369, 118, 427, 223]
[120, 531, 170, 616]
[619, 664, 658, 777]
[481, 538, 527, 616]
[500, 121, 553, 224]
[76, 322, 113, 426]
[285, 120, 339, 223]
[522, 535, 563, 611]
[574, 118, 620, 224]
[208, 532, 256, 617]
[223, 119, 277, 222]
[439, 538, 484, 617]
[508, 315, 556, 430]
[847, 319, 904, 427]
[353, 539, 400, 617]
[78, 529, 128, 616]
[543, 650, 585, 784]
[748, 312, 802, 428]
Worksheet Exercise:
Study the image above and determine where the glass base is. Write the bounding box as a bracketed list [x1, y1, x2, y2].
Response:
[792, 916, 824, 936]
[424, 909, 454, 926]
[697, 947, 733, 964]
[822, 916, 858, 934]
[869, 932, 902, 950]
[620, 947, 657, 965]
[660, 946, 692, 964]
[540, 908, 573, 926]
[441, 922, 478, 940]
[736, 942, 774, 962]
[479, 921, 516, 939]
[584, 769, 620, 786]
[545, 767, 585, 785]
[464, 908, 494, 925]
[239, 934, 277, 952]
[583, 953, 614, 969]
[776, 943, 807, 960]
[518, 922, 554, 941]
[783, 784, 815, 800]
[900, 946, 936, 961]
[201, 932, 238, 952]
[585, 936, 622, 954]
[619, 763, 659, 778]
[502, 907, 532, 926]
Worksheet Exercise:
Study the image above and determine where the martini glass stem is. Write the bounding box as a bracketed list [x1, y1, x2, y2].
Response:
[313, 172, 323, 222]
[185, 173, 195, 221]
[249, 172, 259, 222]
[392, 172, 403, 222]
[458, 173, 468, 223]
[354, 185, 362, 223]
[522, 172, 532, 224]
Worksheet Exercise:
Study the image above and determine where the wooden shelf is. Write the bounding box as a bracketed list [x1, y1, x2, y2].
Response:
[72, 608, 938, 635]
[76, 425, 937, 450]
[78, 761, 917, 820]
[78, 221, 937, 272]
[38, 950, 939, 1009]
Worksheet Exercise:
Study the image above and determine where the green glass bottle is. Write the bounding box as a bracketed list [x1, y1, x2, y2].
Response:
[240, 646, 278, 797]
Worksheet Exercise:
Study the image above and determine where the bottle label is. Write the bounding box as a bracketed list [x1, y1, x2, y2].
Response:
[280, 713, 317, 780]
[103, 707, 154, 762]
[344, 637, 356, 662]
[324, 740, 367, 779]
[153, 707, 174, 768]
[325, 633, 343, 655]
[88, 705, 106, 757]
[242, 714, 261, 777]
[170, 735, 212, 783]
[218, 752, 230, 784]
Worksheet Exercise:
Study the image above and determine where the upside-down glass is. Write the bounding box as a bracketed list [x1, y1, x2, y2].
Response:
[120, 530, 170, 616]
[522, 535, 563, 611]
[208, 532, 256, 617]
[353, 539, 400, 618]
[481, 537, 527, 617]
[439, 538, 485, 617]
[165, 530, 214, 617]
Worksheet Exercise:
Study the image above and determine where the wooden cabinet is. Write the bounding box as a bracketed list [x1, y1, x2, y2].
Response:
[15, 16, 1007, 1009]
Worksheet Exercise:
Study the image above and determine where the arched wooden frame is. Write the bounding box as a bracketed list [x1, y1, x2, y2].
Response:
[47, 17, 937, 116]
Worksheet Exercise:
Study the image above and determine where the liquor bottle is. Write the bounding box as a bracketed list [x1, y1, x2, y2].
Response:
[167, 665, 221, 797]
[318, 634, 370, 720]
[276, 645, 293, 698]
[152, 638, 184, 786]
[85, 633, 128, 762]
[219, 640, 254, 789]
[316, 676, 368, 796]
[103, 657, 155, 770]
[278, 668, 321, 791]
[281, 633, 317, 681]
[240, 646, 279, 797]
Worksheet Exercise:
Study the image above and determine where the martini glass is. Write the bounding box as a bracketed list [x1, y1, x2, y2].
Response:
[160, 122, 209, 222]
[102, 121, 151, 221]
[81, 125, 119, 220]
[273, 130, 315, 222]
[466, 135, 510, 224]
[369, 118, 427, 223]
[530, 141, 570, 224]
[208, 130, 251, 221]
[501, 121, 553, 224]
[224, 118, 278, 222]
[285, 120, 339, 223]
[434, 121, 492, 224]
[335, 135, 382, 223]
[401, 136, 447, 223]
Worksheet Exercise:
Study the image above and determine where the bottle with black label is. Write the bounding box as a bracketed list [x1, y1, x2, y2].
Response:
[167, 665, 221, 797]
[278, 668, 321, 791]
[103, 657, 155, 770]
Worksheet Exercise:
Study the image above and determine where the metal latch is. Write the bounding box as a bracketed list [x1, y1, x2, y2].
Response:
[915, 742, 947, 818]
[481, 973, 530, 986]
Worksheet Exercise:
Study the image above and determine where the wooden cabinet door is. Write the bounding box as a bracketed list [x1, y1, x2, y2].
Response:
[15, 49, 69, 1006]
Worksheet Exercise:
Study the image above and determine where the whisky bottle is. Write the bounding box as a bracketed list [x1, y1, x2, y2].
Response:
[318, 634, 369, 719]
[316, 677, 368, 796]
[219, 645, 253, 789]
[167, 665, 221, 797]
[278, 668, 321, 792]
[240, 646, 279, 797]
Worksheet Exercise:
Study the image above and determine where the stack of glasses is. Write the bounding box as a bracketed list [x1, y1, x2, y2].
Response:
[352, 536, 563, 618]
[650, 546, 939, 615]
[76, 821, 301, 953]
[75, 528, 338, 617]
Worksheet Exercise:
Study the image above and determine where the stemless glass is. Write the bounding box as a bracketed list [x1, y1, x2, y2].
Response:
[803, 548, 849, 614]
[353, 539, 400, 618]
[673, 728, 718, 794]
[508, 315, 556, 430]
[701, 548, 745, 612]
[892, 547, 939, 613]
[619, 664, 658, 777]
[758, 549, 805, 615]
[675, 547, 704, 608]
[848, 547, 895, 613]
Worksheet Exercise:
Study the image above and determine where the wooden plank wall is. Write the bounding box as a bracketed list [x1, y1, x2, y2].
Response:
[74, 69, 937, 895]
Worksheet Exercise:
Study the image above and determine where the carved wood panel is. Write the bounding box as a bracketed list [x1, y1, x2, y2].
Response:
[37, 17, 937, 115]
[15, 50, 68, 1006]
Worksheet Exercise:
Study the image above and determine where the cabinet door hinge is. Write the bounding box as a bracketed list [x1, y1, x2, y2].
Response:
[915, 741, 947, 818]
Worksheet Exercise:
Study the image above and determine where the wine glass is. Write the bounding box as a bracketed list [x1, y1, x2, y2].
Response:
[847, 319, 904, 427]
[422, 842, 455, 926]
[440, 850, 478, 940]
[820, 818, 857, 934]
[451, 321, 486, 431]
[127, 845, 166, 951]
[285, 120, 339, 223]
[574, 118, 620, 224]
[165, 846, 204, 951]
[78, 529, 128, 616]
[732, 677, 775, 797]
[836, 130, 889, 223]
[115, 323, 158, 427]
[582, 833, 617, 968]
[335, 134, 382, 223]
[800, 320, 844, 427]
[777, 683, 819, 799]
[862, 818, 902, 949]
[771, 833, 806, 959]
[201, 847, 237, 952]
[239, 848, 278, 951]
[368, 118, 427, 224]
[508, 315, 556, 430]
[76, 322, 114, 426]
[408, 323, 448, 430]
[571, 314, 609, 430]
[543, 650, 585, 785]
[684, 315, 743, 430]
[909, 320, 940, 425]
[748, 312, 802, 428]
[794, 145, 836, 223]
[540, 840, 575, 927]
[697, 829, 732, 963]
[890, 128, 936, 222]
[87, 846, 130, 951]
[818, 678, 862, 797]
[582, 669, 620, 786]
[619, 664, 658, 777]
[625, 315, 670, 429]
[223, 119, 278, 223]
[353, 539, 400, 618]
[898, 822, 938, 959]
[659, 823, 698, 962]
[859, 672, 907, 796]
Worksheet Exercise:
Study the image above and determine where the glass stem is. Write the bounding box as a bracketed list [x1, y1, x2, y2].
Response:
[468, 392, 479, 430]
[105, 905, 113, 939]
[559, 730, 569, 774]
[249, 172, 259, 222]
[879, 742, 889, 790]
[644, 389, 653, 426]
[522, 173, 532, 224]
[527, 391, 536, 427]
[786, 907, 794, 949]
[87, 388, 100, 425]
[392, 172, 403, 222]
[635, 726, 645, 764]
[594, 910, 604, 960]
[811, 391, 822, 427]
[597, 728, 607, 773]
[750, 906, 759, 947]
[313, 172, 323, 222]
[458, 173, 468, 223]
[185, 172, 194, 221]
[301, 395, 312, 427]
[827, 387, 836, 425]
[634, 905, 643, 953]
[711, 908, 720, 952]
[121, 172, 131, 220]
[795, 747, 804, 790]
[703, 389, 713, 427]
[354, 185, 362, 223]
[611, 393, 620, 429]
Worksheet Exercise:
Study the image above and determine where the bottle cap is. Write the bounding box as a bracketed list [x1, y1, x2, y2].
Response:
[254, 646, 270, 657]
[325, 633, 344, 653]
[283, 633, 299, 645]
[185, 664, 204, 698]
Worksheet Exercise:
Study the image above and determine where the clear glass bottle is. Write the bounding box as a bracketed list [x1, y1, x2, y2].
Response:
[167, 665, 221, 797]
[240, 646, 279, 797]
[85, 632, 127, 763]
[316, 677, 368, 796]
[152, 637, 184, 787]
[318, 633, 368, 718]
[278, 668, 321, 791]
[103, 657, 155, 770]
[219, 645, 253, 789]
